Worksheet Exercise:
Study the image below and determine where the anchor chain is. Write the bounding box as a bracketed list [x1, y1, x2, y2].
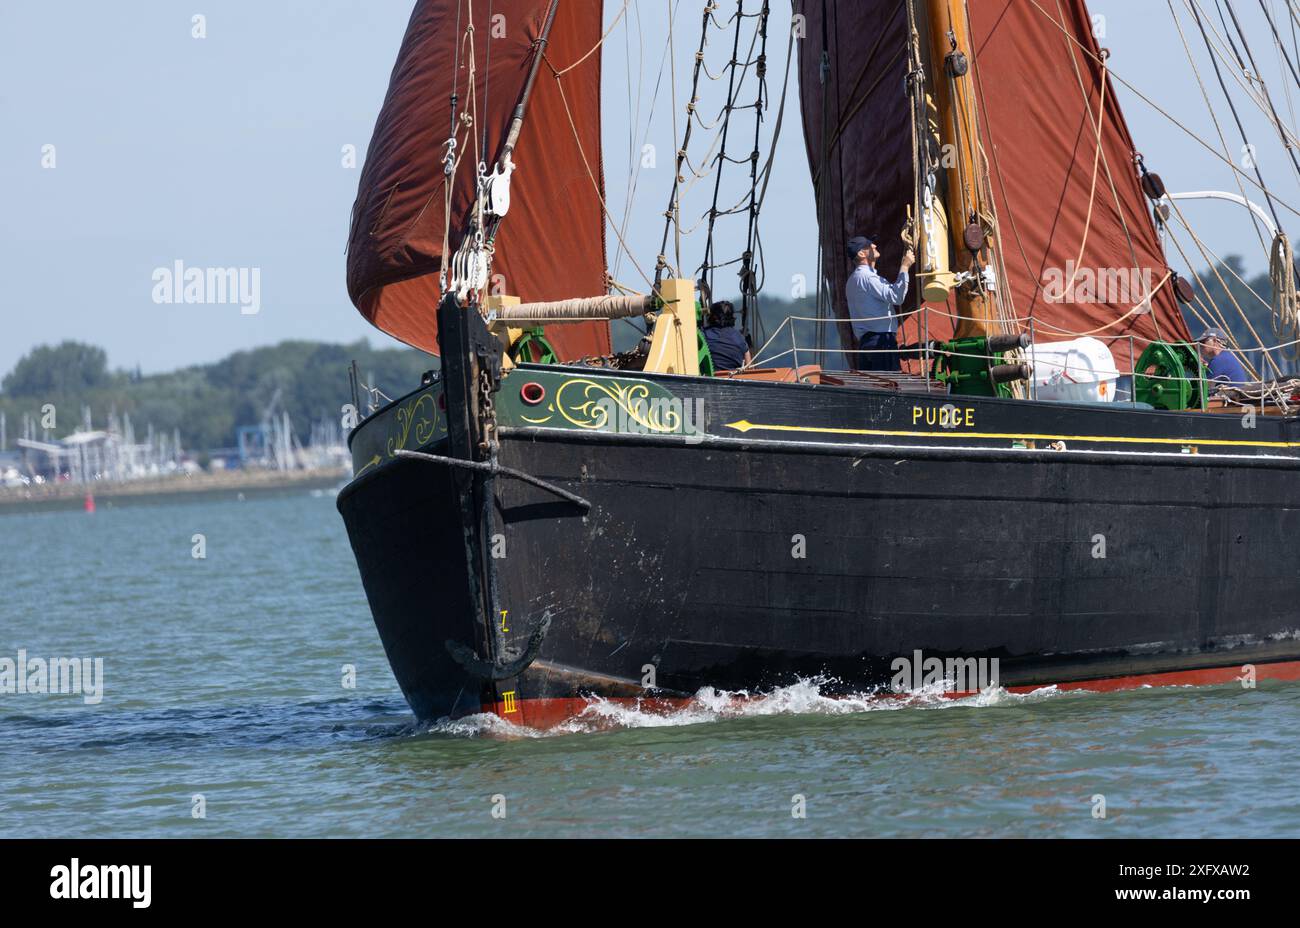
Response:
[477, 365, 498, 456]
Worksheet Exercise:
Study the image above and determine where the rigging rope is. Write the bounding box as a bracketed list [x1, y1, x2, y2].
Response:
[1192, 0, 1300, 180]
[613, 0, 670, 290]
[696, 1, 771, 341]
[554, 0, 631, 76]
[905, 0, 926, 355]
[652, 0, 773, 348]
[1024, 0, 1300, 221]
[548, 62, 656, 291]
[1169, 196, 1278, 372]
[1061, 51, 1111, 307]
[1189, 0, 1287, 221]
[1163, 208, 1271, 378]
[1270, 230, 1300, 360]
[442, 2, 483, 300]
[657, 0, 716, 281]
[1259, 0, 1300, 90]
[1169, 0, 1273, 257]
[1221, 0, 1300, 177]
[1050, 0, 1151, 338]
[439, 0, 468, 294]
[814, 0, 833, 355]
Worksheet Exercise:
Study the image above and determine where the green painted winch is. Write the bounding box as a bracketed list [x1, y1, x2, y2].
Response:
[1133, 341, 1207, 411]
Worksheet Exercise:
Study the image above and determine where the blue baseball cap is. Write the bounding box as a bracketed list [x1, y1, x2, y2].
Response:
[847, 235, 875, 257]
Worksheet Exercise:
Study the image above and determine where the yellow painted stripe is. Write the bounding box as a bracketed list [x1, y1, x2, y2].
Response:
[723, 419, 1298, 450]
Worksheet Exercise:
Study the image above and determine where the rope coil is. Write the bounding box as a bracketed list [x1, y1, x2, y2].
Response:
[1271, 231, 1299, 362]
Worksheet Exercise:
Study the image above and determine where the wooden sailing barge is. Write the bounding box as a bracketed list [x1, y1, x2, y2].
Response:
[338, 0, 1300, 727]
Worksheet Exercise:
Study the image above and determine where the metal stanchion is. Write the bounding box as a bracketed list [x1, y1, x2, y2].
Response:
[1028, 317, 1037, 402]
[923, 304, 932, 391]
[1128, 336, 1136, 406]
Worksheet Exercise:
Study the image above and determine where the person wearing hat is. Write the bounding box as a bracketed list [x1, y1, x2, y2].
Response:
[845, 235, 914, 372]
[703, 300, 751, 372]
[1196, 327, 1249, 386]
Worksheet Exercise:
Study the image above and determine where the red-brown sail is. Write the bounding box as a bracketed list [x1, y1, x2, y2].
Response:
[968, 0, 1190, 371]
[798, 0, 1190, 372]
[346, 0, 610, 359]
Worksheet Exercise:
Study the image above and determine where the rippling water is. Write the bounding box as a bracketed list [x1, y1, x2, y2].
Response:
[3, 491, 1299, 837]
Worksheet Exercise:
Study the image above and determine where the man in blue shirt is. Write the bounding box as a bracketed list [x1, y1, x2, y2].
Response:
[1196, 327, 1250, 387]
[845, 235, 914, 372]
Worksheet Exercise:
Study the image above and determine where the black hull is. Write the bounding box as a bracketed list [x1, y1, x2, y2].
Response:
[339, 366, 1300, 725]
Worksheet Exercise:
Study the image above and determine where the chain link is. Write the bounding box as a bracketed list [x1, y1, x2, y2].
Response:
[478, 367, 497, 455]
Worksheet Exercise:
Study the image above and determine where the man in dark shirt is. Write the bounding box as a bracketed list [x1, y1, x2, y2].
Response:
[1197, 327, 1249, 386]
[703, 300, 751, 372]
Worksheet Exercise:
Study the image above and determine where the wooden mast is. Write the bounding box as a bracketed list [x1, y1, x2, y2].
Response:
[924, 0, 999, 339]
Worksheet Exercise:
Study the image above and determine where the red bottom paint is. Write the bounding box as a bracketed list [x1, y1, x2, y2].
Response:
[481, 659, 1300, 731]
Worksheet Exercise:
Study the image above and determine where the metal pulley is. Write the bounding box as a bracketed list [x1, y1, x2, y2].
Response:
[484, 162, 515, 217]
[1135, 153, 1166, 200]
[1141, 172, 1166, 201]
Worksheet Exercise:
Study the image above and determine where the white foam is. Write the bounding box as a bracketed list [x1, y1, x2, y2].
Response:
[420, 677, 1077, 739]
[425, 711, 547, 739]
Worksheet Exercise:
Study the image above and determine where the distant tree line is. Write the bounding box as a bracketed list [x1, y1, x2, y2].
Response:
[0, 339, 437, 451]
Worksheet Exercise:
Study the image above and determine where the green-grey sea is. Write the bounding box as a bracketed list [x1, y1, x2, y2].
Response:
[3, 490, 1298, 838]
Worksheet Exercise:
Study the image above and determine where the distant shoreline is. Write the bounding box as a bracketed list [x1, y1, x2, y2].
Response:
[0, 467, 350, 515]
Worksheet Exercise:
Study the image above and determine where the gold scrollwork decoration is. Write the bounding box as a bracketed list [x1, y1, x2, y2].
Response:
[385, 392, 442, 457]
[554, 379, 682, 433]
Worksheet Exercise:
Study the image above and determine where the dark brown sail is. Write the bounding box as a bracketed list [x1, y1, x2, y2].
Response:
[346, 0, 611, 359]
[797, 0, 915, 353]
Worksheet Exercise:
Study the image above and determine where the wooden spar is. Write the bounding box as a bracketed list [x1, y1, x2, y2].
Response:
[489, 281, 699, 376]
[499, 0, 562, 166]
[492, 294, 653, 324]
[489, 293, 651, 371]
[923, 0, 998, 339]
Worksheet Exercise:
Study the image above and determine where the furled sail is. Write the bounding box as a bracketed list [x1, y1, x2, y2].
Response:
[798, 0, 1190, 373]
[346, 0, 610, 359]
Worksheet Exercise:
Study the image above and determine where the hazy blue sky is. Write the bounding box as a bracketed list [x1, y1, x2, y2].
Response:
[3, 1, 1299, 377]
